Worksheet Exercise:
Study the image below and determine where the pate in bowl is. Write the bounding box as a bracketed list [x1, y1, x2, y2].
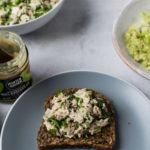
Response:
[112, 0, 150, 79]
[0, 0, 64, 35]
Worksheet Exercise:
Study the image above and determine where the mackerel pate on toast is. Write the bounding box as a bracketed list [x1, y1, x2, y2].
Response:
[37, 88, 116, 150]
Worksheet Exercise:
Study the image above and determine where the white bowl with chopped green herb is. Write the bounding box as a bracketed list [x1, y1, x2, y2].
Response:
[0, 0, 64, 35]
[113, 0, 150, 80]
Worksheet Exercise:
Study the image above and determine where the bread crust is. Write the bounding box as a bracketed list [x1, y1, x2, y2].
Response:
[37, 88, 116, 150]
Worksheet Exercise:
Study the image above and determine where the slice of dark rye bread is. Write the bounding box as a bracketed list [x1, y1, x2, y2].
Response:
[37, 88, 116, 150]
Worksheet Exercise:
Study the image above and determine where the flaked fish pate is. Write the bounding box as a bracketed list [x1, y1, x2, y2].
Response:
[43, 89, 111, 138]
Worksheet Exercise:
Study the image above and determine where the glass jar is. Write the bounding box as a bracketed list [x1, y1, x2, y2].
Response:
[0, 30, 32, 102]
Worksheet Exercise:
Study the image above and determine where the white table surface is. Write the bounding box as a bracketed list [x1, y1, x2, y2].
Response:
[1, 0, 150, 130]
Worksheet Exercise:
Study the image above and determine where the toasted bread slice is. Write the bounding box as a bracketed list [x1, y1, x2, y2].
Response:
[37, 88, 116, 150]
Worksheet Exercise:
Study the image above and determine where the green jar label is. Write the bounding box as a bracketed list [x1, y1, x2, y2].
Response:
[0, 63, 32, 102]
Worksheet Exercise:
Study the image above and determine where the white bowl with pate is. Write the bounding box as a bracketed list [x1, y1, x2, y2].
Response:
[0, 0, 64, 35]
[112, 0, 150, 79]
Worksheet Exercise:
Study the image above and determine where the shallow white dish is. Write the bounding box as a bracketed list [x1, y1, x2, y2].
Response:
[1, 71, 150, 150]
[112, 0, 150, 80]
[0, 0, 64, 35]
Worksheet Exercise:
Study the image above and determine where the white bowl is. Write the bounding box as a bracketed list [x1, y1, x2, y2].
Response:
[112, 0, 150, 80]
[0, 0, 64, 35]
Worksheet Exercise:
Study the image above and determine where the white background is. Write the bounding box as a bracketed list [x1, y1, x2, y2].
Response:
[1, 0, 150, 130]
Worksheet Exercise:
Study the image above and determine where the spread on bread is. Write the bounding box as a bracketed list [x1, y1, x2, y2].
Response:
[43, 89, 111, 138]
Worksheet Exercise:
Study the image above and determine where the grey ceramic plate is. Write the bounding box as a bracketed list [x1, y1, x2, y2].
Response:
[1, 71, 150, 150]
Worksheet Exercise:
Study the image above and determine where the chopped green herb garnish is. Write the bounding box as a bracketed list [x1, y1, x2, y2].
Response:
[49, 129, 56, 136]
[79, 99, 83, 108]
[34, 12, 44, 18]
[67, 95, 75, 101]
[75, 96, 80, 106]
[69, 119, 74, 123]
[74, 124, 79, 129]
[60, 95, 77, 107]
[15, 0, 21, 4]
[94, 98, 111, 118]
[56, 90, 62, 97]
[36, 5, 41, 10]
[95, 98, 105, 108]
[84, 114, 91, 123]
[61, 120, 67, 128]
[83, 130, 88, 137]
[43, 7, 51, 13]
[64, 132, 67, 136]
[75, 96, 80, 102]
[61, 100, 66, 107]
[0, 1, 6, 8]
[75, 96, 83, 109]
[48, 118, 61, 129]
[48, 118, 68, 129]
[4, 4, 12, 14]
[102, 109, 111, 118]
[8, 17, 13, 23]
